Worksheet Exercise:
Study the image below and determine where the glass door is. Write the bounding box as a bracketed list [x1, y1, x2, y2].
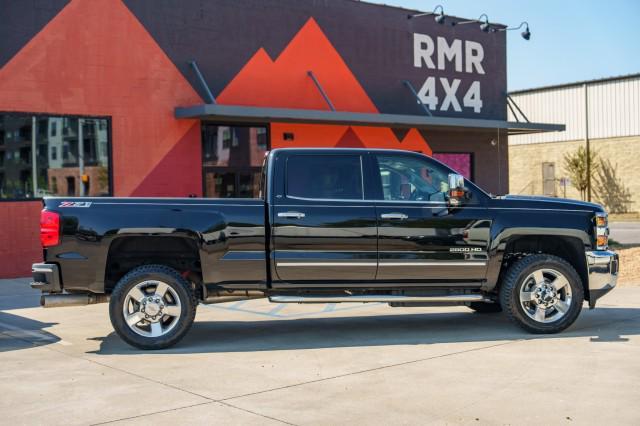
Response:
[201, 124, 268, 198]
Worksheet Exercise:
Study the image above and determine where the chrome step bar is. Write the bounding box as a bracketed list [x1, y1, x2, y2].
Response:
[269, 294, 490, 304]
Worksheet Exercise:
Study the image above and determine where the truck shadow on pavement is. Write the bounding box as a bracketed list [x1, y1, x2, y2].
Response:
[0, 311, 60, 352]
[0, 278, 60, 352]
[90, 306, 640, 355]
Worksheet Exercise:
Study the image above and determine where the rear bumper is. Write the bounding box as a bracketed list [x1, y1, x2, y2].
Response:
[30, 263, 62, 293]
[586, 250, 619, 308]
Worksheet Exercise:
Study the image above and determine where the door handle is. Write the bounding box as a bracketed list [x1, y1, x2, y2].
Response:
[380, 213, 408, 220]
[278, 211, 306, 219]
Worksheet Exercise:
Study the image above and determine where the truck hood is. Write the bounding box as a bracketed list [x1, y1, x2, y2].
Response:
[494, 194, 605, 212]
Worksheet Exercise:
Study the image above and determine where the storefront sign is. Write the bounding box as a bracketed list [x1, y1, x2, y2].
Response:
[413, 34, 484, 113]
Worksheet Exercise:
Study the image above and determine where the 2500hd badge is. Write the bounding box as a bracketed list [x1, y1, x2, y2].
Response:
[31, 149, 618, 350]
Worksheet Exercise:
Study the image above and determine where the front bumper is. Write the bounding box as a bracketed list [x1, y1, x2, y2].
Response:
[586, 250, 619, 308]
[30, 263, 62, 293]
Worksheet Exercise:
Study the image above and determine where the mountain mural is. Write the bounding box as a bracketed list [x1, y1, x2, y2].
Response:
[218, 18, 432, 154]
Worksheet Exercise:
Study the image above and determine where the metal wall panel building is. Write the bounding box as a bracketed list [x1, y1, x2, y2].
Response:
[509, 74, 640, 145]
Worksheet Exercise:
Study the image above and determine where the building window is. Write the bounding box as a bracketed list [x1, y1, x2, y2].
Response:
[202, 124, 268, 198]
[432, 152, 473, 180]
[0, 113, 111, 200]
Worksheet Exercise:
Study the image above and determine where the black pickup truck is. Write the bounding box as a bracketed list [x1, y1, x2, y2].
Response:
[31, 148, 618, 349]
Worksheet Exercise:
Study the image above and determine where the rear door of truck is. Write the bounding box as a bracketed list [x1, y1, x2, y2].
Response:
[269, 150, 378, 287]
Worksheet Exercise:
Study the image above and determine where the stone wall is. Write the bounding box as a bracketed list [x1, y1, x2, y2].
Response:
[509, 135, 640, 212]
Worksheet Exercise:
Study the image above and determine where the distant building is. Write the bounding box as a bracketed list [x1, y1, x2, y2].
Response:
[508, 73, 640, 212]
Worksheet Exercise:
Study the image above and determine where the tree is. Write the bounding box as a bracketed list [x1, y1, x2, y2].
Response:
[563, 146, 599, 200]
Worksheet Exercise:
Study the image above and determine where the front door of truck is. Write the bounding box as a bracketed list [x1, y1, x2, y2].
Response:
[372, 153, 490, 283]
[271, 151, 378, 287]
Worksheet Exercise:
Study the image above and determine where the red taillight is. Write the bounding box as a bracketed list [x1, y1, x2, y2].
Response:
[40, 210, 60, 247]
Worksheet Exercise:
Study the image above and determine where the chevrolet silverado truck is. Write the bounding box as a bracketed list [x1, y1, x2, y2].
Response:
[31, 148, 619, 349]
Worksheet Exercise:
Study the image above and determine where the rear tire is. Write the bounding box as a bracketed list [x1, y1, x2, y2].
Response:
[468, 302, 502, 313]
[500, 254, 583, 334]
[109, 265, 197, 350]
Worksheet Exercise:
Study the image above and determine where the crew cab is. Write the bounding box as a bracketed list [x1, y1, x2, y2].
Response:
[31, 148, 619, 349]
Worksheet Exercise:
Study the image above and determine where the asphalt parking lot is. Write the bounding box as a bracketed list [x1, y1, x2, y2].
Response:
[610, 221, 640, 245]
[1, 278, 639, 425]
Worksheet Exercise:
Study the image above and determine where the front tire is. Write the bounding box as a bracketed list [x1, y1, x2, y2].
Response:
[500, 254, 584, 334]
[109, 265, 197, 350]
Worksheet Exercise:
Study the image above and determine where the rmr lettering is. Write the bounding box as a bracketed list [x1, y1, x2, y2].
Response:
[413, 33, 484, 113]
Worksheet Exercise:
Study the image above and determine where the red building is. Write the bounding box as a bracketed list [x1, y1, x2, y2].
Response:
[0, 0, 560, 278]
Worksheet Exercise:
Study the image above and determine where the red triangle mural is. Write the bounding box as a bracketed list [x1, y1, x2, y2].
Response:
[336, 128, 365, 148]
[131, 122, 201, 196]
[0, 0, 202, 197]
[218, 18, 377, 113]
[218, 18, 432, 155]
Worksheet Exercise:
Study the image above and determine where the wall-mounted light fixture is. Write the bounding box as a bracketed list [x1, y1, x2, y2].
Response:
[407, 8, 530, 41]
[407, 5, 446, 25]
[496, 21, 531, 40]
[454, 13, 491, 32]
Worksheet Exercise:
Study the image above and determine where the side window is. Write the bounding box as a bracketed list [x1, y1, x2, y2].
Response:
[376, 155, 450, 202]
[286, 154, 363, 200]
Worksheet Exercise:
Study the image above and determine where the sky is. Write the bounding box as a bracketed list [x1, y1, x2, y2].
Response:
[366, 0, 640, 91]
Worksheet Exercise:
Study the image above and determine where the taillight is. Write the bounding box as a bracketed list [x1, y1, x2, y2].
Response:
[40, 210, 60, 247]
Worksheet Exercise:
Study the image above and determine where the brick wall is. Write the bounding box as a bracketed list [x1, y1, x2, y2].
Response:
[509, 135, 640, 212]
[0, 201, 41, 278]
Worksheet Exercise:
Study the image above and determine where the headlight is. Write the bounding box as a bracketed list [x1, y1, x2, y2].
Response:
[595, 212, 609, 250]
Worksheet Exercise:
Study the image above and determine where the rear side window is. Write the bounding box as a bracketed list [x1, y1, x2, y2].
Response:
[286, 154, 363, 200]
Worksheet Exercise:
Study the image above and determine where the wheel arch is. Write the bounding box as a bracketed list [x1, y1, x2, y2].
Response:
[104, 235, 204, 298]
[488, 231, 590, 301]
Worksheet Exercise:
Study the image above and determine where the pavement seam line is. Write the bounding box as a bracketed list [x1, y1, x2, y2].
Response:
[220, 340, 518, 402]
[217, 401, 299, 426]
[0, 330, 216, 402]
[427, 313, 640, 425]
[3, 310, 638, 425]
[89, 400, 297, 426]
[89, 401, 215, 426]
[0, 329, 297, 426]
[220, 312, 640, 403]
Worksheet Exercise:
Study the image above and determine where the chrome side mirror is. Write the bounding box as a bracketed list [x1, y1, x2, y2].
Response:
[447, 173, 468, 207]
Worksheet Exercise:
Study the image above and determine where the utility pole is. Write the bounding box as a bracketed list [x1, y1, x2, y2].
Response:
[584, 83, 591, 202]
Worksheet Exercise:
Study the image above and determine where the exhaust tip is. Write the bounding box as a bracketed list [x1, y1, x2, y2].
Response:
[40, 293, 109, 308]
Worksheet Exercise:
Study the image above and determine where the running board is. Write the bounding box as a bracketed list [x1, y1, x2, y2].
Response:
[269, 294, 490, 304]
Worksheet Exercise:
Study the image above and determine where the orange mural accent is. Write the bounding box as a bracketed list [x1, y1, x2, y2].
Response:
[271, 123, 433, 156]
[0, 0, 202, 197]
[218, 18, 431, 154]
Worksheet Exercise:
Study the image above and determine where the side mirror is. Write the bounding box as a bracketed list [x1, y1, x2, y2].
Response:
[447, 173, 468, 207]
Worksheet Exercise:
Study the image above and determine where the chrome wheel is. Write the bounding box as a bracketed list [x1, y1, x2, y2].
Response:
[122, 280, 182, 337]
[519, 268, 572, 323]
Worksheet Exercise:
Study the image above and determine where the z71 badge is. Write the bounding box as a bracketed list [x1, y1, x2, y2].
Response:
[58, 201, 92, 208]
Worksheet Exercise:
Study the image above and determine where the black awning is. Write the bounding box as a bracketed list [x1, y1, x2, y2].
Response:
[175, 104, 565, 135]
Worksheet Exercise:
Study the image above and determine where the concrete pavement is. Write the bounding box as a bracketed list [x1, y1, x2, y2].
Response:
[0, 278, 639, 425]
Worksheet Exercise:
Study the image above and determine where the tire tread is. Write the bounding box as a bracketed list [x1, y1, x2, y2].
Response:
[109, 264, 197, 350]
[499, 254, 584, 334]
